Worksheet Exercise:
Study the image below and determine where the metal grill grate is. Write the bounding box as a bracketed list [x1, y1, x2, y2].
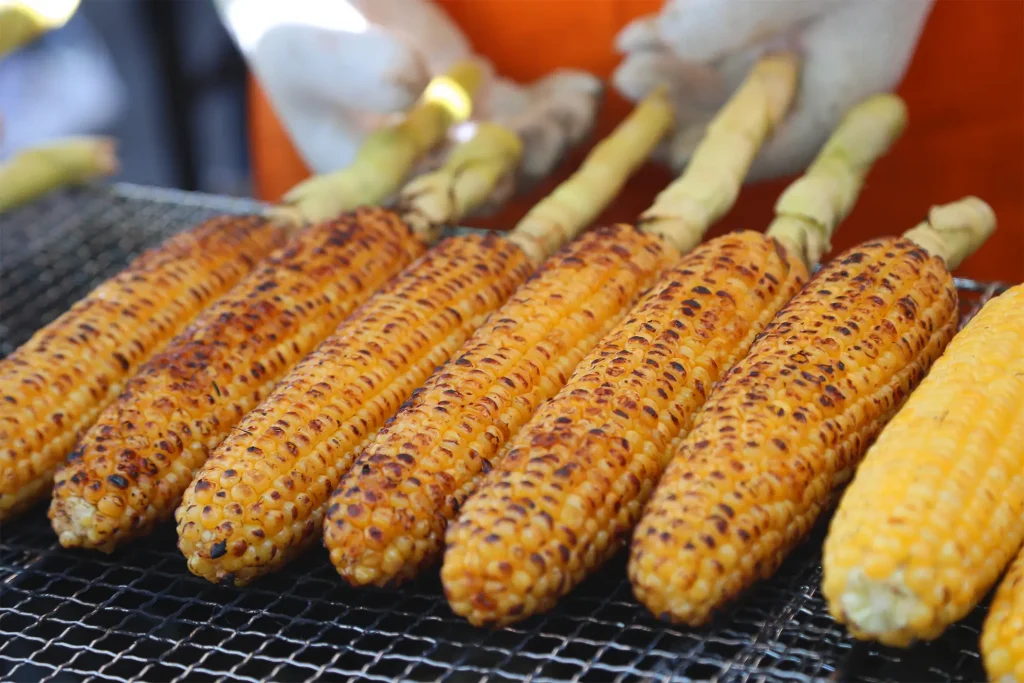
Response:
[0, 185, 1011, 683]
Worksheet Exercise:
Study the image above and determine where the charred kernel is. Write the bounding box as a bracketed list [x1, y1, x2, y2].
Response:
[209, 540, 228, 559]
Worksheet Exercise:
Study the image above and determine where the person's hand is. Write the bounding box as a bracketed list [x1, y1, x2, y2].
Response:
[215, 0, 601, 187]
[215, 0, 473, 175]
[613, 0, 934, 181]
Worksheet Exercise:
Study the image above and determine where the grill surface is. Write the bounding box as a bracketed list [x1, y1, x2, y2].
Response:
[0, 184, 1009, 683]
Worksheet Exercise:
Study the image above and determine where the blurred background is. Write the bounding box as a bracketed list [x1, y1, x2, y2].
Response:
[1, 0, 1020, 283]
[0, 0, 251, 196]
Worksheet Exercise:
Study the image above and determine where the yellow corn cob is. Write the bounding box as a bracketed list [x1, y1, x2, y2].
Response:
[983, 538, 1024, 683]
[48, 123, 520, 551]
[0, 136, 118, 214]
[627, 197, 996, 627]
[822, 283, 1024, 647]
[324, 56, 802, 591]
[0, 215, 286, 521]
[176, 88, 674, 587]
[440, 85, 906, 630]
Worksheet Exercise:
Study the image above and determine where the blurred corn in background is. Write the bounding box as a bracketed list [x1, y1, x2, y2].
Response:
[0, 0, 250, 195]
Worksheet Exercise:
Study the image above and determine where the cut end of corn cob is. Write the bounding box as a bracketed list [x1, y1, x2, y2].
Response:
[982, 544, 1024, 683]
[441, 230, 807, 627]
[825, 569, 932, 647]
[323, 224, 676, 588]
[48, 209, 424, 550]
[176, 233, 532, 586]
[822, 284, 1024, 647]
[1, 215, 286, 522]
[628, 236, 960, 626]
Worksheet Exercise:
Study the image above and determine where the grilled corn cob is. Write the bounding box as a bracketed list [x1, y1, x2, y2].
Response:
[49, 123, 520, 551]
[1, 215, 287, 520]
[176, 88, 675, 586]
[442, 92, 907, 627]
[983, 534, 1024, 683]
[326, 55, 799, 590]
[627, 196, 996, 626]
[823, 283, 1024, 647]
[0, 136, 118, 214]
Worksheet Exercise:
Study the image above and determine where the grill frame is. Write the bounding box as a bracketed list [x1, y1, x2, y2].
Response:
[0, 184, 1010, 683]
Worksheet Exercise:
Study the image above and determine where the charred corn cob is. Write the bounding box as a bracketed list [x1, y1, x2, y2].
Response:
[176, 88, 673, 587]
[823, 283, 1024, 647]
[627, 197, 996, 626]
[326, 55, 799, 590]
[49, 123, 520, 551]
[0, 136, 118, 213]
[442, 92, 907, 627]
[0, 215, 287, 520]
[983, 534, 1024, 683]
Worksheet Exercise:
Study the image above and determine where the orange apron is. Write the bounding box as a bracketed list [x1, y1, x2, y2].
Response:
[248, 0, 1023, 283]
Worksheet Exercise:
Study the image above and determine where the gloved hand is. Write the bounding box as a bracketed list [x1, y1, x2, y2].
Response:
[215, 0, 601, 189]
[613, 0, 934, 181]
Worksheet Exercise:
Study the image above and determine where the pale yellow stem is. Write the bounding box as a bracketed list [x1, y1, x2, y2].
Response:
[0, 1, 79, 58]
[275, 60, 484, 224]
[902, 197, 997, 271]
[638, 53, 799, 253]
[506, 87, 674, 265]
[396, 122, 523, 244]
[766, 93, 908, 267]
[0, 136, 118, 214]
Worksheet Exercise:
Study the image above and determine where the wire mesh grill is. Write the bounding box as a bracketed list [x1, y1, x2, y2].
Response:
[0, 184, 1011, 683]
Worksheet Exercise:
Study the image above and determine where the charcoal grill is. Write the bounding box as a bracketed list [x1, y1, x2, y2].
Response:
[0, 184, 1009, 683]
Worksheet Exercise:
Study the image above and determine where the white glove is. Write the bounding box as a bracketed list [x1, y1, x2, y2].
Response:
[613, 0, 934, 181]
[215, 0, 601, 188]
